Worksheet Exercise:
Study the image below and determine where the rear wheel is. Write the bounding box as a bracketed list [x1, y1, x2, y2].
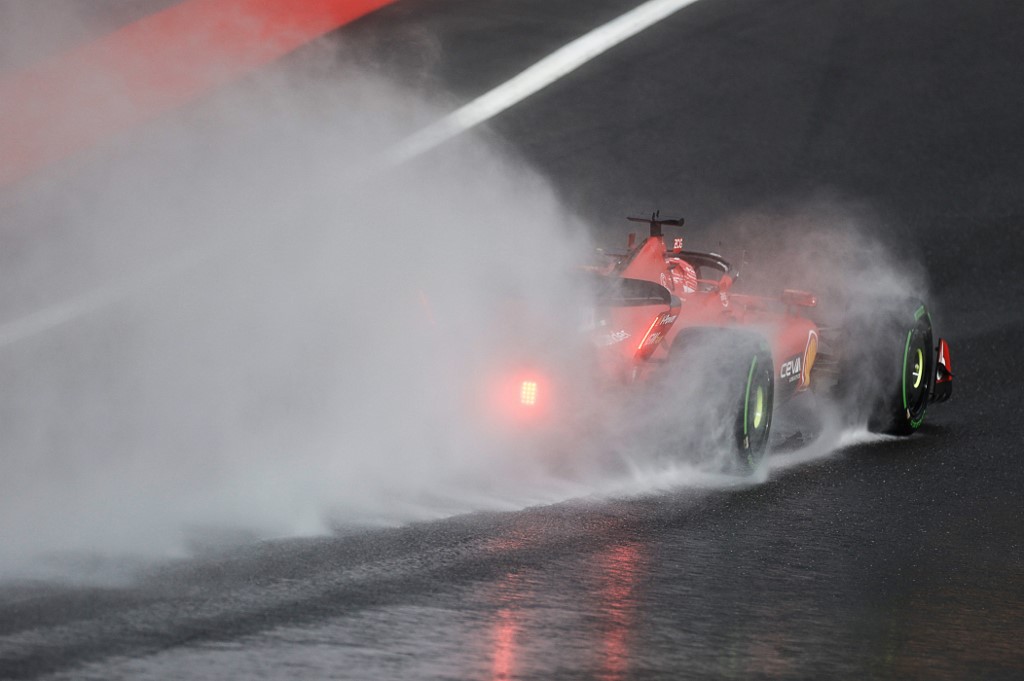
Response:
[736, 348, 774, 470]
[669, 329, 774, 473]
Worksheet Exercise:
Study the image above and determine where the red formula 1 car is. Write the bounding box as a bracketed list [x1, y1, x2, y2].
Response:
[486, 214, 953, 472]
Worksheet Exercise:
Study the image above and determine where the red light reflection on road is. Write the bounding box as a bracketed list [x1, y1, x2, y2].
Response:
[486, 569, 529, 681]
[596, 542, 643, 681]
[491, 606, 520, 681]
[478, 531, 646, 680]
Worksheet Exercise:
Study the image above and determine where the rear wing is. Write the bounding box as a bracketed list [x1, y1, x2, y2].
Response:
[627, 212, 684, 238]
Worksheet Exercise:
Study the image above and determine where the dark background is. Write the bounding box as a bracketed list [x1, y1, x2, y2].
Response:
[1, 1, 1022, 678]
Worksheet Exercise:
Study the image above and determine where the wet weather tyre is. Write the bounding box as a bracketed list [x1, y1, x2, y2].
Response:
[870, 303, 934, 435]
[735, 346, 774, 471]
[669, 328, 774, 474]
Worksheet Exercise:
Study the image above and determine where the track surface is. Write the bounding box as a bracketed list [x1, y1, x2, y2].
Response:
[2, 0, 1023, 679]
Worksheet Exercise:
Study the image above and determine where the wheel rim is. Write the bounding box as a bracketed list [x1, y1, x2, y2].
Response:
[742, 360, 771, 452]
[752, 385, 765, 430]
[912, 347, 924, 390]
[902, 328, 929, 416]
[737, 352, 772, 469]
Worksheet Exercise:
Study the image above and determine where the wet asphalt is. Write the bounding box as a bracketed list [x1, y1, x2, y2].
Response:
[1, 0, 1023, 679]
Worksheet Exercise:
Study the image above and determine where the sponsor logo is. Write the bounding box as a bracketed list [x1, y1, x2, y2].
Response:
[780, 355, 802, 382]
[596, 329, 631, 347]
[642, 331, 663, 348]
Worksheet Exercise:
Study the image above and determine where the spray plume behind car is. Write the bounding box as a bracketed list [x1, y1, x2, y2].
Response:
[0, 51, 609, 576]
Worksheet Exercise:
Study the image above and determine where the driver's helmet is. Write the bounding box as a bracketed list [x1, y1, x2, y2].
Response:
[667, 257, 698, 293]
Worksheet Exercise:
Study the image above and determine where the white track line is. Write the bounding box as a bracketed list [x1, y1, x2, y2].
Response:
[0, 248, 210, 349]
[0, 0, 703, 347]
[385, 0, 704, 165]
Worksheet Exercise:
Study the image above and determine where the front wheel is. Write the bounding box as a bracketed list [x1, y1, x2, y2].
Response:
[870, 303, 935, 435]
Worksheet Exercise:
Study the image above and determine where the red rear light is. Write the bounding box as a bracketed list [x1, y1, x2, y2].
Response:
[484, 372, 551, 425]
[519, 380, 538, 406]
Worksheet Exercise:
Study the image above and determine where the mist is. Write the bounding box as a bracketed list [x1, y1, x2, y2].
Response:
[0, 46, 603, 576]
[706, 197, 932, 428]
[0, 18, 934, 580]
